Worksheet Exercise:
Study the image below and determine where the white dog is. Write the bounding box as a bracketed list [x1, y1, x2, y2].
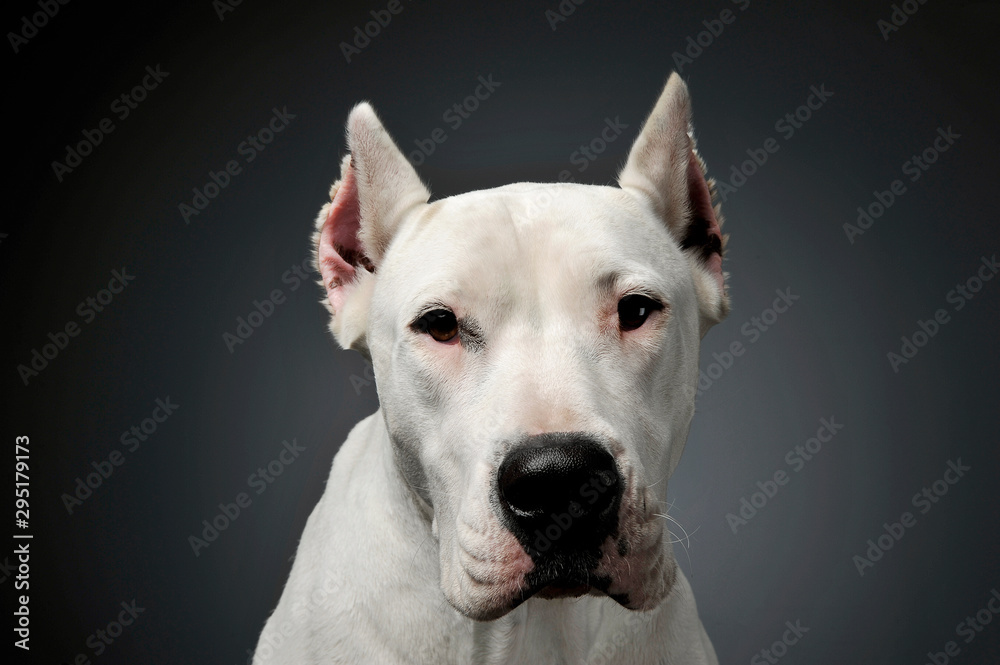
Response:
[253, 73, 727, 664]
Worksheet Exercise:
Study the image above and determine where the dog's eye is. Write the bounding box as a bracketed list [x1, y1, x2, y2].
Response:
[414, 309, 459, 342]
[617, 294, 663, 331]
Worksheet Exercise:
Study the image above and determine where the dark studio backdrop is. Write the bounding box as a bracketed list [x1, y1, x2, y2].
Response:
[3, 0, 999, 663]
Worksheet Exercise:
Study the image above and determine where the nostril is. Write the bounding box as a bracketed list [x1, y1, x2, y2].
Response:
[497, 440, 620, 522]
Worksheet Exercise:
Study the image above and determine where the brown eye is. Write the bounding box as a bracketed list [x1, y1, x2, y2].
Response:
[414, 309, 459, 342]
[618, 294, 663, 331]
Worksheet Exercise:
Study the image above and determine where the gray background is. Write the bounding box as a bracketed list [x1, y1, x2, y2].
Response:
[4, 0, 999, 663]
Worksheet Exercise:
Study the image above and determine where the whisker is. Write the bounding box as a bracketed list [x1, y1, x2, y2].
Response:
[407, 484, 462, 500]
[652, 511, 699, 570]
[652, 513, 699, 547]
[407, 533, 432, 577]
[644, 476, 665, 490]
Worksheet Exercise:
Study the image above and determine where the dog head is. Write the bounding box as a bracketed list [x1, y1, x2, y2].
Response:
[314, 73, 728, 621]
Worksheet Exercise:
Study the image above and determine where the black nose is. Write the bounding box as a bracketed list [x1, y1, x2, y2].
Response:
[497, 434, 621, 555]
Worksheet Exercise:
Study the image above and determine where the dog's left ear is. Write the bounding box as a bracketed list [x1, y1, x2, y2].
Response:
[618, 73, 729, 335]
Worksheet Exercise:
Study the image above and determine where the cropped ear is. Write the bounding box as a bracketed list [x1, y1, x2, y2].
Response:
[312, 103, 431, 353]
[618, 73, 729, 335]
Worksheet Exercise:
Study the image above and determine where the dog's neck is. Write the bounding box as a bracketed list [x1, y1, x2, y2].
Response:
[471, 599, 596, 664]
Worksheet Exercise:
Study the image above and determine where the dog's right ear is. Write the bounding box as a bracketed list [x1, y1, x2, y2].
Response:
[313, 103, 431, 354]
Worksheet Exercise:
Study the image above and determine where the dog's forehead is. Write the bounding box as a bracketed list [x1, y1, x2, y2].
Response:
[424, 182, 647, 240]
[382, 183, 685, 307]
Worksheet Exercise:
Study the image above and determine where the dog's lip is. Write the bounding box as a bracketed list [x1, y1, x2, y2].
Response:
[536, 582, 591, 599]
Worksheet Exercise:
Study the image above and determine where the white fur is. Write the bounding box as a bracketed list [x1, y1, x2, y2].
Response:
[255, 73, 726, 664]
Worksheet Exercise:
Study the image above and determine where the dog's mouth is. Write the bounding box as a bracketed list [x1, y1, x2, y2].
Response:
[448, 455, 670, 620]
[501, 548, 621, 608]
[536, 581, 591, 599]
[451, 519, 668, 621]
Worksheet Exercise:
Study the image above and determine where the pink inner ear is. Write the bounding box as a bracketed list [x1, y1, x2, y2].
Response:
[684, 149, 724, 290]
[328, 161, 363, 255]
[318, 160, 365, 312]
